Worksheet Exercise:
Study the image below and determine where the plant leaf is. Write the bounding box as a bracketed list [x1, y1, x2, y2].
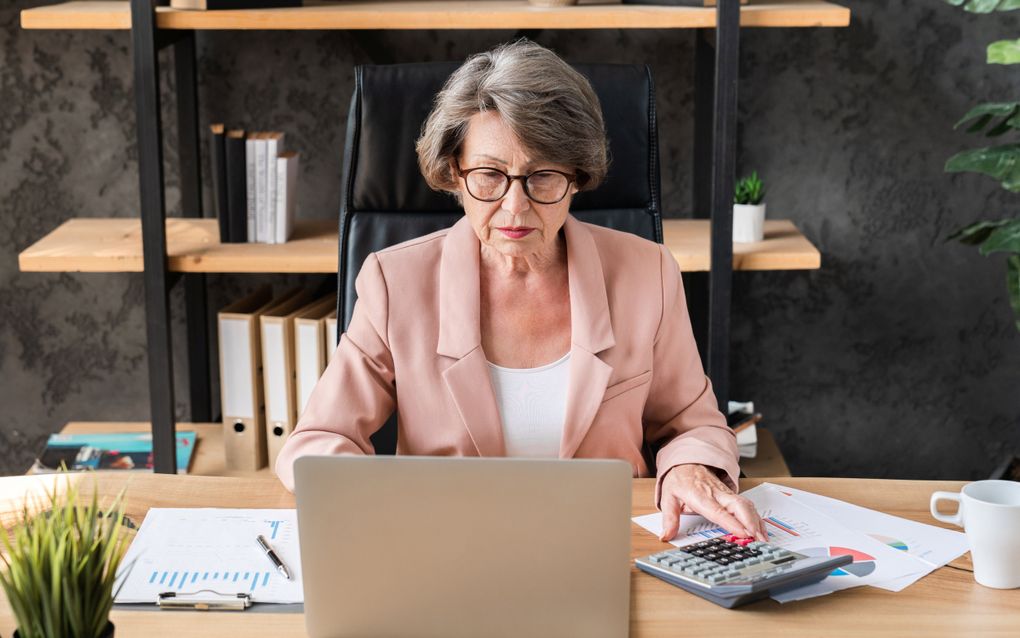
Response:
[947, 219, 1011, 244]
[945, 144, 1020, 192]
[988, 39, 1020, 64]
[954, 102, 1019, 130]
[979, 218, 1020, 255]
[957, 0, 1020, 12]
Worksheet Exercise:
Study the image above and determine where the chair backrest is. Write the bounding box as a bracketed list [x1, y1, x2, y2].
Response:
[337, 60, 663, 454]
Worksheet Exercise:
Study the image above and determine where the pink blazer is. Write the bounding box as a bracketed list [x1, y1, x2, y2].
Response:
[276, 215, 738, 502]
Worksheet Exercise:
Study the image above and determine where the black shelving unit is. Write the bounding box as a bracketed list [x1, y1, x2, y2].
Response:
[128, 0, 743, 473]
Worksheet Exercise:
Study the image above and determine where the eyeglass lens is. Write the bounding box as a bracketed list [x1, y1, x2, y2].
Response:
[465, 168, 570, 204]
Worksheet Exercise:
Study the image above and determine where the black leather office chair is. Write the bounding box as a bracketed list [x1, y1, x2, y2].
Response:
[337, 61, 663, 455]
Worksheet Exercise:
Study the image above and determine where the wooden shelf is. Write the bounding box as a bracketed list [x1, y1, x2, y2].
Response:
[665, 218, 821, 271]
[19, 217, 820, 273]
[21, 0, 850, 31]
[55, 421, 272, 477]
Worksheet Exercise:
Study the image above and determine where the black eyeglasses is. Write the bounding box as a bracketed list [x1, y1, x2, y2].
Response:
[456, 163, 577, 205]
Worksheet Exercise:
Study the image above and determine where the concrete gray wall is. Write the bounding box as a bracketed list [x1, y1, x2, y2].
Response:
[2, 1, 1017, 477]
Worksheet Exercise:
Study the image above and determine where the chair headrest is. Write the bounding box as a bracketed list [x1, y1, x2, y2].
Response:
[344, 62, 660, 215]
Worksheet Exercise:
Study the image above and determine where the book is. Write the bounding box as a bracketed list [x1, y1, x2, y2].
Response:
[275, 151, 299, 243]
[225, 128, 248, 243]
[254, 132, 267, 243]
[209, 123, 230, 243]
[171, 0, 301, 9]
[32, 431, 198, 474]
[246, 132, 257, 242]
[265, 132, 285, 244]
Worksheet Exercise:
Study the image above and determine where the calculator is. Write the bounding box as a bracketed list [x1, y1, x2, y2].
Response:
[635, 534, 853, 608]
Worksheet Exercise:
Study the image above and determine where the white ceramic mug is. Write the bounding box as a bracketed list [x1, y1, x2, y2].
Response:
[930, 480, 1020, 589]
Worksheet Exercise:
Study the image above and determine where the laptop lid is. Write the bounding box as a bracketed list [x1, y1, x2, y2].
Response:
[294, 456, 632, 638]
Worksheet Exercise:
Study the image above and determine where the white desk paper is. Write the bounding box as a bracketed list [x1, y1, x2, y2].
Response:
[115, 509, 303, 604]
[761, 483, 969, 568]
[633, 485, 931, 602]
[760, 483, 969, 593]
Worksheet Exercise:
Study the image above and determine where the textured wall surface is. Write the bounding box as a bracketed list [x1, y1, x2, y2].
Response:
[1, 1, 1017, 477]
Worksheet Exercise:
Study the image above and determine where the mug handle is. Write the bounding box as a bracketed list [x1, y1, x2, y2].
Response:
[930, 491, 963, 526]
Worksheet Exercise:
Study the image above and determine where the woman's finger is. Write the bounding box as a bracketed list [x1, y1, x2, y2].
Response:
[718, 493, 764, 540]
[659, 496, 682, 542]
[684, 491, 751, 538]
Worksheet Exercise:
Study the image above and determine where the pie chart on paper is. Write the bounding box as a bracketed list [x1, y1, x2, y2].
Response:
[800, 546, 877, 577]
[869, 534, 909, 552]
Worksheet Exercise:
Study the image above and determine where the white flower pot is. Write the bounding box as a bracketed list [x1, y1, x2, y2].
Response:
[733, 203, 766, 243]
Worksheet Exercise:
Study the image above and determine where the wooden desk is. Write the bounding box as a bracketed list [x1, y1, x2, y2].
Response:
[1, 475, 1013, 637]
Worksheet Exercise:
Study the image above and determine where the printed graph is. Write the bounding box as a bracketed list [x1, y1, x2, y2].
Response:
[147, 569, 274, 591]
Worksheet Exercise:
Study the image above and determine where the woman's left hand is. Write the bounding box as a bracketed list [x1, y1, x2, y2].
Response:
[658, 463, 767, 542]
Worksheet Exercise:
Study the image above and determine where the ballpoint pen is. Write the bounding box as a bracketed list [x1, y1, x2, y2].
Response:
[256, 534, 292, 580]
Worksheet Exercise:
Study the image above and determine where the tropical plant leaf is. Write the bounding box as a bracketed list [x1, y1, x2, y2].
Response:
[955, 102, 1020, 135]
[945, 144, 1020, 191]
[988, 39, 1020, 64]
[979, 218, 1020, 255]
[947, 219, 1011, 245]
[948, 0, 1020, 12]
[1008, 255, 1020, 332]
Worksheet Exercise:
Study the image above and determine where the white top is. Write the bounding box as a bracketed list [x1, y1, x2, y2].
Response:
[487, 352, 571, 458]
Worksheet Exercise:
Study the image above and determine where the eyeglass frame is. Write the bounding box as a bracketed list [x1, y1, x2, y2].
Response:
[454, 161, 578, 205]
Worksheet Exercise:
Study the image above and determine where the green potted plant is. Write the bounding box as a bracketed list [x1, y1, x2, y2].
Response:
[943, 0, 1020, 331]
[733, 171, 766, 243]
[0, 478, 130, 638]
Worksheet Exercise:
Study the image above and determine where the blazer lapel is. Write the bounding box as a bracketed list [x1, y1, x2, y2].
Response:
[437, 217, 506, 457]
[559, 216, 616, 459]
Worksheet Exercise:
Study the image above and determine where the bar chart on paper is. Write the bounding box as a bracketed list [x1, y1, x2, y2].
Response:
[115, 509, 303, 604]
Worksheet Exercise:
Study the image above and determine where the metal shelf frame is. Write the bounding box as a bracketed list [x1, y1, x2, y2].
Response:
[128, 0, 743, 473]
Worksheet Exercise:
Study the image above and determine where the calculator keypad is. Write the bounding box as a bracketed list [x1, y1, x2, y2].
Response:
[640, 535, 805, 588]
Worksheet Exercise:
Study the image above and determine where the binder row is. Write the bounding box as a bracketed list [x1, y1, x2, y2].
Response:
[217, 287, 339, 473]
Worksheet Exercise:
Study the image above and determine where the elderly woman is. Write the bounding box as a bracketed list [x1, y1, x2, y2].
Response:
[276, 40, 765, 543]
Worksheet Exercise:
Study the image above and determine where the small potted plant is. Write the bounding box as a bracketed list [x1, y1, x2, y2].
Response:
[733, 171, 766, 243]
[0, 477, 130, 638]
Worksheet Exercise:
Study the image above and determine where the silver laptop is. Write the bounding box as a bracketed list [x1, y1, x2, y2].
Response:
[294, 456, 632, 638]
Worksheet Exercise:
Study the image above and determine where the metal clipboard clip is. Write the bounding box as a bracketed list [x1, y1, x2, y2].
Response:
[157, 589, 252, 611]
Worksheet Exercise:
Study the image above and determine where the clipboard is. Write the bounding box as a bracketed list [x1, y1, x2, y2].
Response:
[157, 589, 252, 611]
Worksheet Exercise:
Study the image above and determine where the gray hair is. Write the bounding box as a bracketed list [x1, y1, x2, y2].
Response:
[416, 40, 609, 196]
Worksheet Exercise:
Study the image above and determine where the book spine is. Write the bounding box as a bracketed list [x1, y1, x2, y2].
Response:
[245, 135, 256, 242]
[255, 135, 267, 243]
[209, 124, 229, 243]
[275, 155, 287, 245]
[225, 130, 248, 243]
[265, 133, 283, 244]
[285, 153, 299, 243]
